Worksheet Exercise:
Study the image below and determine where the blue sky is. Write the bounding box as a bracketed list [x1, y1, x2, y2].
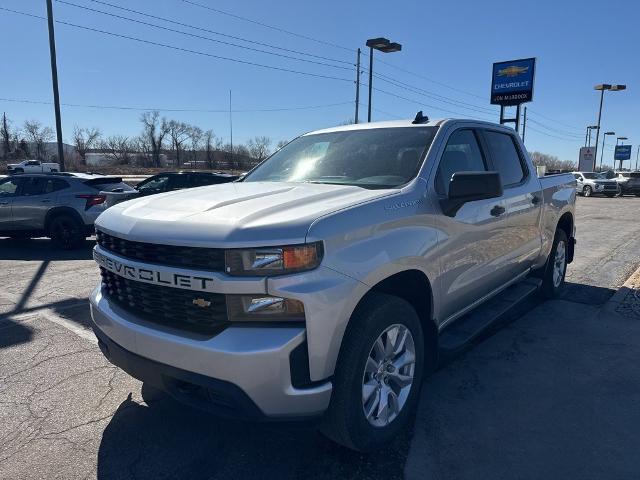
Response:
[0, 0, 637, 164]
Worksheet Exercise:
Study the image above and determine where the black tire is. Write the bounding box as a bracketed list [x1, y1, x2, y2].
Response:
[636, 194, 640, 197]
[540, 228, 568, 299]
[48, 214, 85, 249]
[582, 186, 592, 197]
[320, 293, 425, 451]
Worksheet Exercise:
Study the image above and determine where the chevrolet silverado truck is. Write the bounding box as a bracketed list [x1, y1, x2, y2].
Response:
[6, 159, 60, 174]
[90, 115, 576, 451]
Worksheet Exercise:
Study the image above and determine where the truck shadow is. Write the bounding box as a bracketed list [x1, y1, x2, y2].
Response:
[0, 237, 95, 261]
[97, 390, 409, 480]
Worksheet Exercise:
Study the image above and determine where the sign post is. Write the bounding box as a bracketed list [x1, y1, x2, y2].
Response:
[578, 146, 596, 172]
[490, 58, 536, 132]
[614, 145, 632, 170]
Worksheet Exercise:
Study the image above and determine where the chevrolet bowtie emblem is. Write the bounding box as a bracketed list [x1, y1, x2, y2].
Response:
[192, 298, 212, 308]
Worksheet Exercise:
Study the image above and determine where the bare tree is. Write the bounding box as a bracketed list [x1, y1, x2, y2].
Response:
[23, 120, 54, 160]
[167, 119, 190, 166]
[101, 135, 132, 164]
[1, 113, 11, 160]
[247, 136, 272, 163]
[188, 125, 203, 165]
[276, 139, 289, 151]
[72, 126, 101, 164]
[140, 111, 169, 167]
[530, 151, 575, 171]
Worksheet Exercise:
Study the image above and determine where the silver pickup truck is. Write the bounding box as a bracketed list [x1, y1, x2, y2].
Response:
[90, 116, 576, 451]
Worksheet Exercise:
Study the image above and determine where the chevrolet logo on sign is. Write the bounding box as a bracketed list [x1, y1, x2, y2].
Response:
[497, 66, 529, 77]
[192, 298, 212, 308]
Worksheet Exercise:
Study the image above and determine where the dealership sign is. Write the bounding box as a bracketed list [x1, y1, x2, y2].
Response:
[490, 58, 536, 106]
[614, 145, 632, 161]
[578, 147, 596, 172]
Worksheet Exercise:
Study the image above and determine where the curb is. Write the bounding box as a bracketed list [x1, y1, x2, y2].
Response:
[601, 264, 640, 317]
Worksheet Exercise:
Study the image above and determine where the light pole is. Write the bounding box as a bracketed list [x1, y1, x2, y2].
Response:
[636, 145, 640, 171]
[600, 131, 615, 172]
[593, 84, 626, 171]
[585, 125, 598, 147]
[366, 37, 402, 122]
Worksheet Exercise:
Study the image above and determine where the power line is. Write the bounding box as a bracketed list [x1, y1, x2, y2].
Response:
[0, 96, 353, 113]
[56, 0, 352, 71]
[367, 70, 496, 116]
[0, 6, 353, 82]
[81, 0, 353, 66]
[524, 125, 581, 143]
[526, 108, 584, 132]
[375, 57, 488, 101]
[179, 0, 353, 52]
[370, 86, 495, 121]
[526, 117, 584, 139]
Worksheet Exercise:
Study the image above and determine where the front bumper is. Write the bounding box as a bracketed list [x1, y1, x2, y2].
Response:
[90, 286, 332, 418]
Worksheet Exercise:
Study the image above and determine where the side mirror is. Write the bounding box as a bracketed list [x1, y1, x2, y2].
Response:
[440, 171, 502, 217]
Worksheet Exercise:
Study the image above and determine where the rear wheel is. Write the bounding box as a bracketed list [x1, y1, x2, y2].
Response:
[48, 214, 85, 249]
[540, 228, 568, 298]
[320, 293, 424, 451]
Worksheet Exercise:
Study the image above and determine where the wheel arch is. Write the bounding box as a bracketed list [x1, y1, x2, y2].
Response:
[556, 211, 575, 263]
[44, 207, 85, 235]
[351, 269, 438, 374]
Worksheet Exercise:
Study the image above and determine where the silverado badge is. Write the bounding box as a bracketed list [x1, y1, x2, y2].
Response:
[192, 298, 212, 308]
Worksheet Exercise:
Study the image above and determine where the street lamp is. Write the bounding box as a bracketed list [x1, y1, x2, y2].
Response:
[600, 131, 615, 172]
[585, 125, 598, 147]
[366, 37, 402, 122]
[616, 136, 628, 146]
[592, 83, 626, 171]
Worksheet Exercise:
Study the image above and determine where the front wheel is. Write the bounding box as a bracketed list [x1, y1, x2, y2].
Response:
[582, 186, 592, 197]
[540, 228, 568, 298]
[320, 293, 424, 451]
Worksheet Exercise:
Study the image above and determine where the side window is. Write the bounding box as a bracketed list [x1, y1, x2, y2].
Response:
[170, 175, 193, 189]
[21, 178, 47, 196]
[484, 131, 526, 187]
[0, 178, 21, 197]
[435, 129, 487, 195]
[137, 175, 170, 192]
[26, 160, 41, 166]
[44, 179, 69, 193]
[573, 174, 581, 180]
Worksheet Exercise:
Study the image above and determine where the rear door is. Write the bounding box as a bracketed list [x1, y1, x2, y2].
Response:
[433, 128, 511, 322]
[480, 129, 542, 275]
[0, 177, 23, 230]
[168, 173, 193, 191]
[11, 177, 60, 230]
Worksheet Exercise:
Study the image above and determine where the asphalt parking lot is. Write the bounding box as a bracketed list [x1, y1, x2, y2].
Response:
[2, 196, 640, 480]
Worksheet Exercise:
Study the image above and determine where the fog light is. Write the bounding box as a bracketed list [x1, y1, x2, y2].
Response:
[227, 295, 305, 322]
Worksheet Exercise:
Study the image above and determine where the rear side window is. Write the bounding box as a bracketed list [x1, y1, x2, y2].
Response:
[435, 129, 487, 195]
[484, 131, 526, 187]
[170, 175, 193, 189]
[21, 177, 47, 196]
[46, 179, 69, 193]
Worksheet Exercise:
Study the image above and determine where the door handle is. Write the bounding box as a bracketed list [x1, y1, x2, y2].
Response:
[490, 205, 506, 217]
[531, 195, 541, 205]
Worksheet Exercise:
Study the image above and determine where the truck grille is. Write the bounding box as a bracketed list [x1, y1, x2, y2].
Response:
[96, 230, 225, 272]
[100, 268, 229, 336]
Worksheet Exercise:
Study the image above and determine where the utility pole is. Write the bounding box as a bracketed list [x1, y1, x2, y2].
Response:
[636, 145, 639, 171]
[229, 89, 233, 169]
[46, 0, 65, 171]
[367, 47, 374, 122]
[521, 106, 527, 143]
[354, 48, 361, 124]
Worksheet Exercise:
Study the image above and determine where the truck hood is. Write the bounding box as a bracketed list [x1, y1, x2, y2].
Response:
[95, 181, 397, 247]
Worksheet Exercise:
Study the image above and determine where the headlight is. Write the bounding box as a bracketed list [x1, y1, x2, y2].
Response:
[225, 242, 323, 276]
[227, 295, 305, 322]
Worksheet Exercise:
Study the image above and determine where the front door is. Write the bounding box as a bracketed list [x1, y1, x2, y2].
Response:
[0, 177, 22, 231]
[433, 128, 511, 323]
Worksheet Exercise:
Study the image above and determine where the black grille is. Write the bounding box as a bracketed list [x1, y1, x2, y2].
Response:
[100, 268, 229, 336]
[96, 230, 225, 272]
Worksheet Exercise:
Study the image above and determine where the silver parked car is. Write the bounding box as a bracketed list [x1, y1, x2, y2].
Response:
[572, 171, 620, 197]
[0, 173, 136, 248]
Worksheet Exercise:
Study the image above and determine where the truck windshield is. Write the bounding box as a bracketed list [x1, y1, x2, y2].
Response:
[243, 127, 438, 189]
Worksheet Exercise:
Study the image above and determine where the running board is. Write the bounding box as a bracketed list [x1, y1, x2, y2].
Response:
[438, 277, 542, 356]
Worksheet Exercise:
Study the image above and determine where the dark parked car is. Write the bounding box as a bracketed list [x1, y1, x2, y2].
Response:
[133, 171, 239, 197]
